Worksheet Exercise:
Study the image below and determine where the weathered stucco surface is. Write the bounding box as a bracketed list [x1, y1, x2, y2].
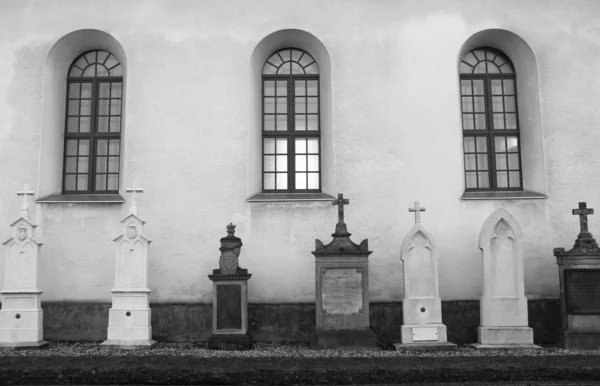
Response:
[0, 0, 598, 306]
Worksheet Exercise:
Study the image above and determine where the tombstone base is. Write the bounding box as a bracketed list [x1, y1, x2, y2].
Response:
[394, 341, 457, 351]
[471, 343, 541, 349]
[310, 328, 377, 350]
[100, 339, 157, 350]
[559, 330, 600, 350]
[477, 326, 536, 346]
[400, 323, 448, 344]
[207, 333, 252, 350]
[0, 340, 48, 350]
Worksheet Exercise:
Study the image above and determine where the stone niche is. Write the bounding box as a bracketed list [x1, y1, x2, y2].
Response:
[554, 202, 600, 349]
[311, 194, 377, 349]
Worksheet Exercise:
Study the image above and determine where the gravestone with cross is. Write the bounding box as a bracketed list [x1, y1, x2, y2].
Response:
[473, 208, 539, 349]
[311, 193, 376, 349]
[394, 202, 456, 350]
[554, 202, 600, 349]
[100, 182, 156, 350]
[0, 184, 48, 349]
[207, 223, 252, 350]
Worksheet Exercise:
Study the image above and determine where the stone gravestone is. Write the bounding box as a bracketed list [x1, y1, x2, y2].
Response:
[311, 193, 377, 349]
[394, 201, 456, 350]
[101, 183, 156, 350]
[207, 223, 252, 350]
[554, 202, 600, 349]
[473, 208, 538, 349]
[0, 184, 48, 349]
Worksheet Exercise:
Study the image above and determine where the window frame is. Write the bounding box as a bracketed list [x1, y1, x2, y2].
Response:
[261, 49, 322, 193]
[460, 48, 524, 192]
[62, 51, 123, 195]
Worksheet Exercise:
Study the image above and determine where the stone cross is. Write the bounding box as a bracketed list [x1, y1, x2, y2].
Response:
[17, 184, 35, 219]
[573, 202, 594, 235]
[409, 201, 426, 223]
[332, 193, 349, 224]
[125, 181, 144, 216]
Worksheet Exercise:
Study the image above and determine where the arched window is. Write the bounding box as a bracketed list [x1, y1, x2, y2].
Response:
[62, 50, 123, 194]
[262, 48, 321, 192]
[460, 47, 522, 191]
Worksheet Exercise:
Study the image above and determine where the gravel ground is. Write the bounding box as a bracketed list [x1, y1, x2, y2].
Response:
[1, 341, 600, 358]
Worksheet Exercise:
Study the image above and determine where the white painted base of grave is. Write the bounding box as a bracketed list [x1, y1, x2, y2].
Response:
[100, 290, 156, 350]
[0, 290, 47, 349]
[473, 326, 539, 348]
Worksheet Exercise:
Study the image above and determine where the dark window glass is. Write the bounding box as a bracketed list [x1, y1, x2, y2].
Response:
[262, 48, 321, 192]
[460, 48, 522, 191]
[63, 50, 123, 194]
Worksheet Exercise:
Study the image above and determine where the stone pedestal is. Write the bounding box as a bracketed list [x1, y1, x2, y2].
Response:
[472, 208, 539, 349]
[101, 199, 156, 350]
[207, 224, 252, 350]
[0, 187, 47, 350]
[554, 202, 600, 349]
[395, 202, 456, 351]
[311, 194, 376, 350]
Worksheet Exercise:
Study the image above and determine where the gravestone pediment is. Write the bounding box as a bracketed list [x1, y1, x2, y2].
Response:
[479, 209, 522, 250]
[113, 213, 151, 245]
[3, 217, 42, 247]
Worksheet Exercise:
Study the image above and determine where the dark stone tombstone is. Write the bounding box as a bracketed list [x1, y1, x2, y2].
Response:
[207, 224, 252, 350]
[310, 194, 377, 349]
[554, 202, 600, 349]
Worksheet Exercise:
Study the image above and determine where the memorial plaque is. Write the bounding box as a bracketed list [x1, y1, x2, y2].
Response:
[565, 270, 600, 314]
[412, 327, 438, 342]
[322, 268, 363, 314]
[216, 284, 242, 330]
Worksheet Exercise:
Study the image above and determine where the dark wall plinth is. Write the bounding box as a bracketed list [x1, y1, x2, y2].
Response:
[10, 299, 559, 344]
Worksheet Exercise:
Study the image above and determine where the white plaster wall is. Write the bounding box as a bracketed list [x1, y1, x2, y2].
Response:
[0, 0, 599, 303]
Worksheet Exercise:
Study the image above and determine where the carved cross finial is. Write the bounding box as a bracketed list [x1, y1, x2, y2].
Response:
[573, 202, 594, 235]
[17, 184, 35, 219]
[226, 223, 236, 235]
[332, 193, 350, 224]
[408, 201, 426, 223]
[125, 180, 144, 216]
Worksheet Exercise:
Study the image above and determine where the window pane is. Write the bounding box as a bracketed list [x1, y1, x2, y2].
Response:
[65, 175, 76, 191]
[508, 154, 519, 169]
[264, 138, 275, 154]
[264, 81, 275, 96]
[291, 63, 304, 74]
[276, 81, 287, 96]
[80, 100, 91, 116]
[295, 97, 306, 114]
[110, 116, 121, 132]
[509, 171, 521, 188]
[276, 97, 287, 114]
[295, 173, 307, 189]
[96, 156, 107, 173]
[494, 137, 506, 152]
[97, 65, 109, 77]
[473, 97, 485, 112]
[474, 62, 486, 73]
[65, 157, 77, 173]
[276, 115, 287, 131]
[505, 114, 517, 129]
[111, 83, 122, 98]
[264, 173, 275, 189]
[474, 114, 486, 130]
[81, 83, 92, 98]
[504, 97, 516, 112]
[308, 173, 319, 189]
[98, 100, 109, 115]
[276, 138, 287, 154]
[68, 100, 79, 115]
[495, 154, 507, 170]
[107, 175, 118, 190]
[475, 137, 487, 152]
[295, 80, 305, 96]
[110, 100, 122, 115]
[77, 175, 88, 191]
[307, 138, 319, 153]
[478, 172, 489, 188]
[460, 80, 472, 95]
[67, 117, 78, 133]
[496, 172, 508, 188]
[476, 154, 488, 170]
[97, 140, 108, 155]
[264, 115, 275, 131]
[295, 155, 307, 171]
[265, 156, 276, 173]
[276, 155, 287, 171]
[307, 80, 318, 96]
[295, 138, 306, 154]
[307, 98, 318, 113]
[493, 114, 505, 129]
[462, 115, 474, 130]
[78, 140, 89, 155]
[465, 172, 477, 188]
[264, 98, 275, 113]
[491, 80, 502, 95]
[99, 83, 110, 98]
[461, 97, 473, 113]
[108, 157, 119, 173]
[295, 115, 306, 131]
[492, 96, 503, 112]
[463, 137, 475, 152]
[276, 173, 288, 189]
[108, 140, 120, 155]
[98, 117, 109, 132]
[307, 155, 319, 171]
[69, 83, 80, 98]
[472, 80, 484, 95]
[465, 154, 476, 170]
[503, 79, 515, 95]
[66, 140, 78, 155]
[77, 157, 89, 173]
[95, 175, 107, 191]
[79, 117, 90, 133]
[307, 115, 318, 130]
[459, 62, 472, 73]
[83, 65, 96, 77]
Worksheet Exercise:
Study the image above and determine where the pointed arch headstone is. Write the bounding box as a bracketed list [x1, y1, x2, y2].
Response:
[394, 202, 455, 350]
[473, 208, 539, 349]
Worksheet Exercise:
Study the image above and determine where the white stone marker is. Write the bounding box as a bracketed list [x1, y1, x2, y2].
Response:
[473, 208, 539, 349]
[0, 184, 48, 349]
[395, 201, 455, 350]
[101, 182, 156, 350]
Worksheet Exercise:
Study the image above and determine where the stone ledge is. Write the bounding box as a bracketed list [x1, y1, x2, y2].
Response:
[0, 340, 48, 350]
[461, 191, 547, 200]
[246, 192, 335, 202]
[36, 194, 125, 204]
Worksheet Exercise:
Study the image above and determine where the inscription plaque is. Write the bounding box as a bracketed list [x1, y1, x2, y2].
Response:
[412, 327, 438, 342]
[216, 284, 242, 330]
[322, 268, 363, 314]
[565, 270, 600, 314]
